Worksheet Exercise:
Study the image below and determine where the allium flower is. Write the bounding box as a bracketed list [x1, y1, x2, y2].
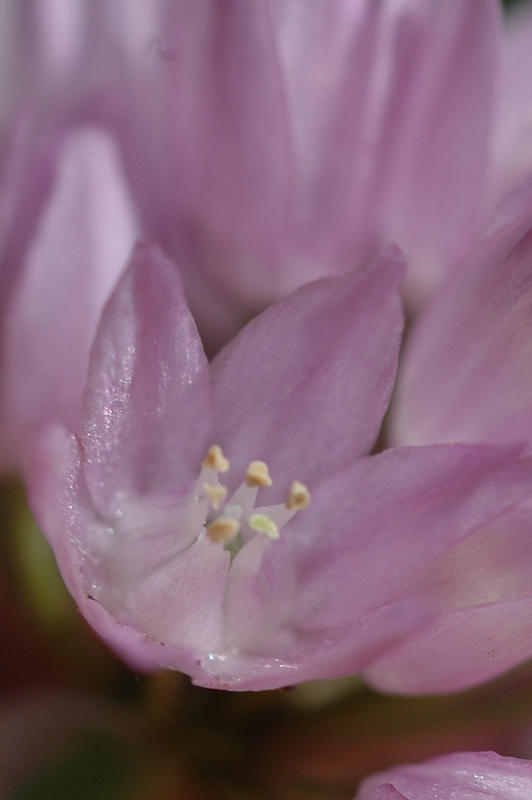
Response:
[355, 752, 532, 800]
[3, 1, 532, 694]
[16, 229, 532, 690]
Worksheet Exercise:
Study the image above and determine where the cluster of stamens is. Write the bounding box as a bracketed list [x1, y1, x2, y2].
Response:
[198, 445, 310, 548]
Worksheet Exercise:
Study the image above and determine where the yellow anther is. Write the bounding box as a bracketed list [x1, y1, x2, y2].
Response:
[248, 514, 279, 539]
[286, 480, 311, 510]
[202, 445, 230, 473]
[206, 516, 240, 545]
[245, 461, 273, 488]
[203, 483, 227, 510]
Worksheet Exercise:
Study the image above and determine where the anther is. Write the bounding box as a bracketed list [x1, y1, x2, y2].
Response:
[248, 513, 279, 539]
[245, 461, 273, 488]
[202, 445, 230, 473]
[206, 516, 240, 545]
[286, 480, 311, 510]
[203, 483, 227, 510]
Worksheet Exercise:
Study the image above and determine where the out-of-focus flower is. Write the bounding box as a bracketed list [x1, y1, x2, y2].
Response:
[2, 0, 502, 346]
[5, 2, 532, 346]
[17, 234, 532, 690]
[0, 122, 139, 469]
[103, 0, 502, 333]
[355, 751, 532, 800]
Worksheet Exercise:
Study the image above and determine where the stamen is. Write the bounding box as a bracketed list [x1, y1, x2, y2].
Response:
[245, 461, 273, 488]
[248, 513, 279, 539]
[206, 516, 240, 545]
[197, 449, 307, 552]
[202, 445, 230, 473]
[286, 481, 311, 510]
[203, 483, 227, 510]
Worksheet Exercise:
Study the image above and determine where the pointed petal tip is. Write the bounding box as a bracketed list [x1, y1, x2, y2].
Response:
[80, 237, 211, 511]
[381, 242, 407, 270]
[369, 242, 408, 290]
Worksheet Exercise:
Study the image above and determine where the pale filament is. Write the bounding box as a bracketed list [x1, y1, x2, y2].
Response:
[198, 446, 311, 547]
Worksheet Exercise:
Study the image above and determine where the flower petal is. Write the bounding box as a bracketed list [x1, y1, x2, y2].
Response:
[264, 0, 383, 266]
[196, 443, 532, 689]
[80, 242, 212, 514]
[3, 126, 138, 467]
[356, 752, 532, 800]
[375, 0, 501, 302]
[211, 247, 405, 500]
[391, 208, 532, 448]
[26, 422, 228, 676]
[363, 504, 532, 695]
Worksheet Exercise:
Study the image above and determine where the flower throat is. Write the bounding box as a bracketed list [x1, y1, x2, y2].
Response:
[197, 445, 310, 555]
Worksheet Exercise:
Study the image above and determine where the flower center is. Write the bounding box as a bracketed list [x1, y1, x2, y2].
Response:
[197, 445, 310, 552]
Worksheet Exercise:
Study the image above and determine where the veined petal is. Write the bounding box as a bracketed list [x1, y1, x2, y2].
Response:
[265, 0, 382, 263]
[80, 242, 212, 515]
[356, 752, 532, 800]
[375, 0, 501, 303]
[210, 248, 405, 500]
[115, 0, 295, 279]
[26, 422, 228, 676]
[392, 210, 532, 448]
[363, 504, 532, 695]
[3, 126, 139, 466]
[190, 0, 295, 244]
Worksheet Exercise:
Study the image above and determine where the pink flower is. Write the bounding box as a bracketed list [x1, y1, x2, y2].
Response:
[18, 234, 532, 690]
[3, 2, 532, 693]
[355, 752, 532, 800]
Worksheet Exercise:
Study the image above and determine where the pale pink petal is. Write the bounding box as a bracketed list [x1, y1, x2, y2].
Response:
[211, 248, 405, 501]
[264, 0, 382, 267]
[365, 596, 532, 698]
[391, 207, 532, 448]
[80, 242, 212, 515]
[375, 0, 501, 303]
[363, 504, 532, 695]
[2, 126, 138, 467]
[26, 423, 229, 677]
[357, 752, 532, 800]
[110, 0, 297, 315]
